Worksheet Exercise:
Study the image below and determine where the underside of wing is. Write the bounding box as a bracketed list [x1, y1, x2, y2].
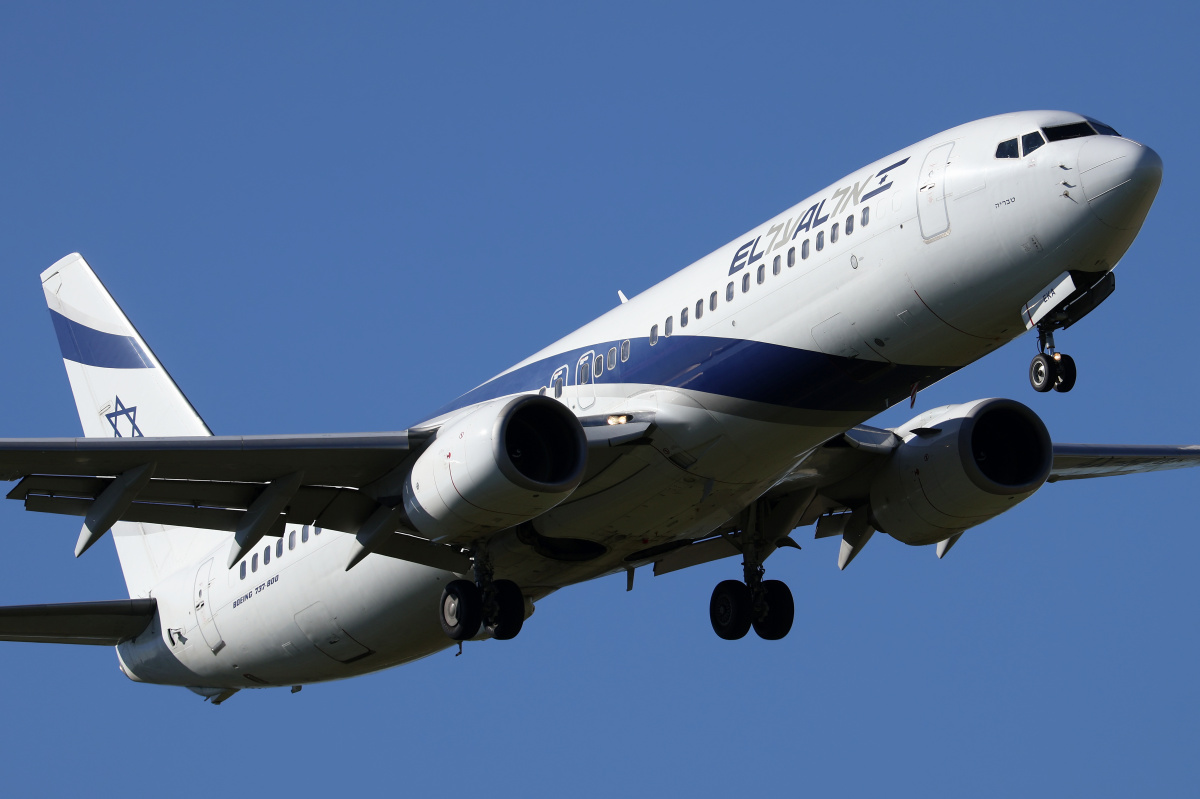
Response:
[0, 598, 156, 645]
[1049, 443, 1200, 481]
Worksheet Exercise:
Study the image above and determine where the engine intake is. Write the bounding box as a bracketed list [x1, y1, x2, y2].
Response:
[869, 398, 1052, 546]
[403, 395, 587, 542]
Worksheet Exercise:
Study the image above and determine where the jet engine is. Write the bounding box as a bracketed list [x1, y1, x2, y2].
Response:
[869, 398, 1052, 546]
[403, 395, 587, 541]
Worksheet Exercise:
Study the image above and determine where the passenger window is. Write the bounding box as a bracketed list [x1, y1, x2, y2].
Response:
[830, 223, 839, 244]
[289, 530, 296, 550]
[593, 354, 603, 378]
[802, 239, 810, 259]
[665, 316, 673, 337]
[816, 231, 825, 251]
[788, 247, 795, 267]
[263, 545, 270, 566]
[757, 264, 765, 284]
[695, 299, 703, 320]
[772, 255, 781, 275]
[620, 340, 630, 361]
[240, 561, 247, 580]
[276, 539, 283, 558]
[845, 214, 854, 235]
[861, 207, 869, 227]
[302, 525, 309, 543]
[607, 347, 617, 369]
[709, 291, 717, 311]
[726, 282, 734, 302]
[314, 527, 321, 536]
[741, 273, 750, 293]
[1021, 130, 1045, 156]
[995, 138, 1019, 158]
[680, 307, 689, 328]
[578, 357, 591, 384]
[650, 324, 659, 345]
[553, 376, 564, 398]
[252, 553, 258, 572]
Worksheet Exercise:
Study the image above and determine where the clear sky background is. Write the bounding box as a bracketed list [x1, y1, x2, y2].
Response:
[0, 3, 1196, 796]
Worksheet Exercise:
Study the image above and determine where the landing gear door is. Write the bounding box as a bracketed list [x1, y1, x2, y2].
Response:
[193, 558, 225, 654]
[917, 142, 954, 241]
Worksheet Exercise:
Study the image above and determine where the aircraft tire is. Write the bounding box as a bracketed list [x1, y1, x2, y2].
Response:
[710, 580, 753, 640]
[752, 580, 794, 640]
[1053, 354, 1077, 393]
[490, 579, 526, 640]
[1029, 353, 1056, 393]
[440, 579, 482, 641]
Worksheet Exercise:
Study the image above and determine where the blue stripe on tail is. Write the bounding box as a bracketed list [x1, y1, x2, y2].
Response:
[49, 310, 154, 369]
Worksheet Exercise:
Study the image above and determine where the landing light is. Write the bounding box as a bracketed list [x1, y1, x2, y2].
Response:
[607, 415, 631, 425]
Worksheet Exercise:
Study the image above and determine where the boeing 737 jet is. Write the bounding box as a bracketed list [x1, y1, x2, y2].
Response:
[0, 110, 1192, 704]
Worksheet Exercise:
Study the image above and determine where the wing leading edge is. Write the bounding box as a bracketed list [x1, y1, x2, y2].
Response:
[1048, 443, 1200, 481]
[0, 598, 156, 645]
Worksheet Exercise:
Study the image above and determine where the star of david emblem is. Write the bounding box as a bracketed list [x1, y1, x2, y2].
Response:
[106, 396, 143, 438]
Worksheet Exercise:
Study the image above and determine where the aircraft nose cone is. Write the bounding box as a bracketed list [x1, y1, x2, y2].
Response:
[1078, 137, 1163, 230]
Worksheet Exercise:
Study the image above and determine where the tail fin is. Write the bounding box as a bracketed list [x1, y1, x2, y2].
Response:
[42, 254, 227, 597]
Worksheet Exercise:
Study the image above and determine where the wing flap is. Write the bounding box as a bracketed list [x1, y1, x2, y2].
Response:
[18, 481, 382, 535]
[0, 598, 156, 645]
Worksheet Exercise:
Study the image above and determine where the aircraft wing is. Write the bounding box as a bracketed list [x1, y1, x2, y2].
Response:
[0, 418, 653, 569]
[761, 428, 1200, 525]
[0, 432, 428, 537]
[0, 598, 156, 645]
[1048, 443, 1200, 481]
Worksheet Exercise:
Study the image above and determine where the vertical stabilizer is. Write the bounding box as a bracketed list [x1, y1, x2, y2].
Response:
[42, 254, 228, 597]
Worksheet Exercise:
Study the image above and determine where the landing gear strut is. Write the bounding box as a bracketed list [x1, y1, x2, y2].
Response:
[1029, 327, 1076, 393]
[708, 505, 795, 641]
[439, 545, 526, 642]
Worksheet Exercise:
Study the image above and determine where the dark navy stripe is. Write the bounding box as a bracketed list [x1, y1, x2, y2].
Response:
[432, 335, 954, 419]
[50, 310, 154, 369]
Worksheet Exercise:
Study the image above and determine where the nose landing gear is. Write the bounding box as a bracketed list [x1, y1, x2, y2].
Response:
[1029, 327, 1077, 393]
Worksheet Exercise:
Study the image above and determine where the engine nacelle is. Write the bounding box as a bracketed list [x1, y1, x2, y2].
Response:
[869, 398, 1052, 546]
[403, 395, 587, 541]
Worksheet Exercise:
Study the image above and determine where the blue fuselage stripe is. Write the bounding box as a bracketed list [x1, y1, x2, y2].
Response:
[50, 310, 154, 369]
[431, 335, 955, 419]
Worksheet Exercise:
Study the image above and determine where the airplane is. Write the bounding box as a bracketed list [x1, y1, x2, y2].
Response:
[0, 110, 1193, 704]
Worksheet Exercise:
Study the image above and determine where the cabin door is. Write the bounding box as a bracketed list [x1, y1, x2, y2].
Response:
[574, 351, 596, 410]
[916, 142, 954, 241]
[193, 558, 225, 654]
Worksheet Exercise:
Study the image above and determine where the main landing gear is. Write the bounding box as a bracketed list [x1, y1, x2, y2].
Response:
[1029, 326, 1076, 394]
[439, 547, 526, 642]
[709, 509, 795, 641]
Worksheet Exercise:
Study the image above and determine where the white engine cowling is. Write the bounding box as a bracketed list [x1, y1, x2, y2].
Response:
[869, 398, 1052, 546]
[403, 395, 587, 542]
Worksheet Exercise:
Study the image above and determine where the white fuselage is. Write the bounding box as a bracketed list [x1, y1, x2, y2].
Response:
[115, 111, 1161, 691]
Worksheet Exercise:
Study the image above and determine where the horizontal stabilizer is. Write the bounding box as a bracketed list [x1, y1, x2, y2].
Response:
[0, 598, 156, 645]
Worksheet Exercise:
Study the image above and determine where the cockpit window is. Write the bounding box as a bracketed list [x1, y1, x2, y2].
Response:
[1087, 118, 1121, 137]
[1021, 130, 1045, 156]
[995, 138, 1019, 159]
[1043, 122, 1096, 142]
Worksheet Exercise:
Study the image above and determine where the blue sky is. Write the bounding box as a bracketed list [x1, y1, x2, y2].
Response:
[0, 3, 1197, 796]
